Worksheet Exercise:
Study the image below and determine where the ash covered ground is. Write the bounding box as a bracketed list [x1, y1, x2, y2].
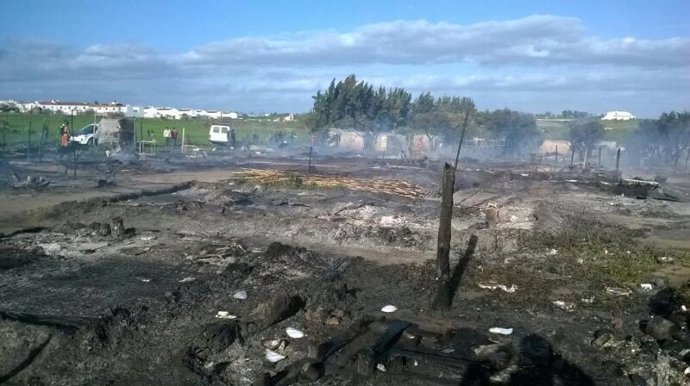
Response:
[2, 150, 690, 385]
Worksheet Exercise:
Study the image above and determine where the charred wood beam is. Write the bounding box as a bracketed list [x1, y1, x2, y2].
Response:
[0, 310, 96, 335]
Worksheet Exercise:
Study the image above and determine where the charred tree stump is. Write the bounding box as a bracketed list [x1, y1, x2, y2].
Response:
[432, 235, 478, 311]
[111, 216, 125, 238]
[436, 163, 454, 278]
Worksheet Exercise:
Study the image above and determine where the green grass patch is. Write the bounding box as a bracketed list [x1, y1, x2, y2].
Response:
[0, 112, 312, 150]
[529, 214, 690, 287]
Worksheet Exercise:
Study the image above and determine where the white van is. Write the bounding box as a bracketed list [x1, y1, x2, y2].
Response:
[209, 125, 235, 144]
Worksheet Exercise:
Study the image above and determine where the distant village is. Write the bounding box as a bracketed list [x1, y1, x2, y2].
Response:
[0, 99, 296, 122]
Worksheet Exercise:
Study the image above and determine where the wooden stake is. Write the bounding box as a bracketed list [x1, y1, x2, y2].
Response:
[453, 111, 471, 171]
[570, 146, 576, 167]
[616, 148, 621, 172]
[307, 146, 313, 174]
[598, 146, 602, 168]
[436, 163, 454, 278]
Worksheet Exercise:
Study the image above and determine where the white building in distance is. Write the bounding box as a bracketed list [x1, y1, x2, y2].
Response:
[602, 111, 636, 120]
[13, 100, 143, 117]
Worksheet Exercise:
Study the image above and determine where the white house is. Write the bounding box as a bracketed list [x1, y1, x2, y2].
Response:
[602, 111, 636, 120]
[158, 107, 183, 119]
[206, 110, 223, 119]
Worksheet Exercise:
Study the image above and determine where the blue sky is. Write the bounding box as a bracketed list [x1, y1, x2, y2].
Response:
[1, 0, 689, 117]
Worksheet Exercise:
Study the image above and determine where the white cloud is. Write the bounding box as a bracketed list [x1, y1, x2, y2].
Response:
[0, 15, 688, 115]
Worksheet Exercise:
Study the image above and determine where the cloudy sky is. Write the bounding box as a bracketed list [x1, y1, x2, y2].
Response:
[1, 0, 689, 117]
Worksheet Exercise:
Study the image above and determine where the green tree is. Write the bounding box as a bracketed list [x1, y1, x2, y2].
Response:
[569, 119, 605, 161]
[481, 109, 541, 156]
[627, 111, 690, 166]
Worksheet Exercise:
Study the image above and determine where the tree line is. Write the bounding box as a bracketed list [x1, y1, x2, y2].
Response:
[306, 74, 541, 154]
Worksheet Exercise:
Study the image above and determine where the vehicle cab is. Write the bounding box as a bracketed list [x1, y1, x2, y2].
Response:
[209, 125, 233, 144]
[70, 123, 99, 145]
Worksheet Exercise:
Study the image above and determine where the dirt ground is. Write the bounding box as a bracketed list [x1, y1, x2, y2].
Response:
[2, 151, 690, 385]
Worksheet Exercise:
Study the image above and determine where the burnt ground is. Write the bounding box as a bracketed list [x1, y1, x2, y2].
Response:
[2, 153, 690, 385]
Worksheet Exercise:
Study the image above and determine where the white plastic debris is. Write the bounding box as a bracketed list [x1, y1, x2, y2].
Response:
[263, 339, 286, 350]
[509, 215, 518, 223]
[441, 348, 456, 354]
[606, 287, 632, 296]
[581, 296, 595, 304]
[657, 256, 674, 263]
[685, 366, 690, 377]
[520, 173, 529, 177]
[639, 283, 654, 291]
[140, 235, 155, 241]
[489, 327, 513, 335]
[478, 283, 517, 293]
[576, 258, 584, 264]
[547, 249, 558, 256]
[553, 300, 575, 312]
[138, 277, 151, 283]
[285, 327, 305, 339]
[265, 349, 286, 363]
[565, 179, 578, 183]
[376, 363, 387, 372]
[233, 290, 248, 300]
[179, 276, 195, 283]
[381, 305, 398, 313]
[215, 311, 238, 319]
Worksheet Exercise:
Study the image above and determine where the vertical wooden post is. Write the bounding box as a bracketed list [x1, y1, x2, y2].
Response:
[684, 148, 690, 174]
[615, 148, 621, 173]
[555, 146, 558, 165]
[27, 110, 33, 160]
[598, 146, 602, 168]
[570, 146, 576, 167]
[437, 163, 454, 278]
[454, 111, 471, 171]
[307, 146, 313, 174]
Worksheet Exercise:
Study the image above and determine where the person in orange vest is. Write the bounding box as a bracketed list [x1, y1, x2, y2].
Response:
[60, 122, 70, 147]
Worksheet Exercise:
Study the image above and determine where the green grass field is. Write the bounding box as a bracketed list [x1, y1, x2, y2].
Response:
[0, 112, 312, 150]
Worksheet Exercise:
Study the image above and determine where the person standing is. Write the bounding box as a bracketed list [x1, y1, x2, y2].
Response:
[171, 127, 178, 148]
[60, 122, 70, 148]
[163, 127, 171, 146]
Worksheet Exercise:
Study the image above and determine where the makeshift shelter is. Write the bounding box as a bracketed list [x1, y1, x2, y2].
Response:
[96, 118, 135, 147]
